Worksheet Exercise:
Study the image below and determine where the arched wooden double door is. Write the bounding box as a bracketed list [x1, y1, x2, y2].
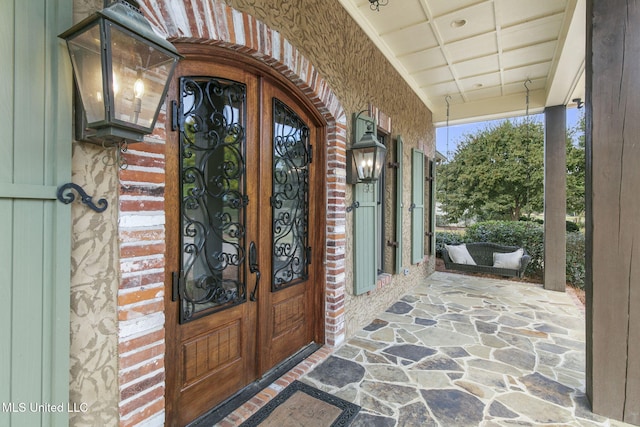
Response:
[165, 50, 325, 426]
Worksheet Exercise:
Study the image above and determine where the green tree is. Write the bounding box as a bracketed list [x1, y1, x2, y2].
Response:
[437, 120, 544, 222]
[566, 112, 585, 215]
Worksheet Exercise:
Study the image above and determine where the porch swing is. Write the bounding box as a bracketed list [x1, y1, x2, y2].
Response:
[441, 87, 532, 278]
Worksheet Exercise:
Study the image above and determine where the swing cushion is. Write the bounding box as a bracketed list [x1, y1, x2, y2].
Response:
[444, 244, 476, 265]
[493, 248, 524, 270]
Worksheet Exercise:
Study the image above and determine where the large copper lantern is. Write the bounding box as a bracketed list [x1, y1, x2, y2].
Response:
[60, 0, 181, 143]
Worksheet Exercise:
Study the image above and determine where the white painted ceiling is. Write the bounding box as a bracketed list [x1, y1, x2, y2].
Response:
[339, 0, 586, 126]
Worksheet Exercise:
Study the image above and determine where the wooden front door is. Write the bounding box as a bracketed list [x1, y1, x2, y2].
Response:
[166, 56, 323, 426]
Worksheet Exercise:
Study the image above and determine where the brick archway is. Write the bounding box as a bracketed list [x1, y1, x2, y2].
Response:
[115, 1, 347, 424]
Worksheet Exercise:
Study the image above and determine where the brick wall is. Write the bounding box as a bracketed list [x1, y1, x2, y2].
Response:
[118, 123, 168, 427]
[117, 1, 346, 424]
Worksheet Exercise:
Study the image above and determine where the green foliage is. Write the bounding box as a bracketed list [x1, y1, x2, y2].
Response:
[437, 120, 544, 223]
[435, 231, 465, 257]
[464, 221, 544, 276]
[437, 113, 586, 223]
[566, 232, 586, 290]
[566, 221, 580, 233]
[519, 216, 543, 224]
[520, 217, 581, 233]
[566, 112, 586, 215]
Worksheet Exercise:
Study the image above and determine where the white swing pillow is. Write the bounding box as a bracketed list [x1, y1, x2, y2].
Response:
[493, 248, 524, 270]
[445, 244, 476, 265]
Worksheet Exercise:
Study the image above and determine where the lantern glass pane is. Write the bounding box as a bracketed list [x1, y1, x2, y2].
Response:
[373, 145, 386, 178]
[353, 147, 376, 180]
[66, 25, 105, 124]
[109, 24, 177, 130]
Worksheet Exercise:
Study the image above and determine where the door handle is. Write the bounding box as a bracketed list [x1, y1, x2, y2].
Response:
[249, 241, 260, 301]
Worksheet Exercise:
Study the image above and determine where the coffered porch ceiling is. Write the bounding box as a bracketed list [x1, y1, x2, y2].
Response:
[338, 0, 586, 126]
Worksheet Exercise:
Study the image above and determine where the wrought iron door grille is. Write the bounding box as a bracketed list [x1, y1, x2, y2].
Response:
[178, 76, 248, 323]
[271, 98, 311, 290]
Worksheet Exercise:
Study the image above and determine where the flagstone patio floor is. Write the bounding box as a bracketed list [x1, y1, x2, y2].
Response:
[219, 272, 634, 427]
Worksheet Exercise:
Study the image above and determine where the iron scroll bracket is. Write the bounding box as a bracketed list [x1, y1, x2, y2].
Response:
[56, 183, 108, 213]
[346, 201, 360, 212]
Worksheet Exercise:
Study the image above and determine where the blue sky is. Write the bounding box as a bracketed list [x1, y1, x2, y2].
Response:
[435, 107, 584, 158]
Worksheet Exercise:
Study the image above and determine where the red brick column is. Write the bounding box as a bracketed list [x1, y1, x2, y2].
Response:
[117, 1, 347, 424]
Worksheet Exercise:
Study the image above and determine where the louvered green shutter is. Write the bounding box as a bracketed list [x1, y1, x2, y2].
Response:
[411, 149, 425, 264]
[394, 137, 404, 274]
[0, 1, 72, 426]
[353, 113, 377, 294]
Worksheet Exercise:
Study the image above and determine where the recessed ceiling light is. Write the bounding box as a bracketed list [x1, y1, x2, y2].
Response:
[451, 19, 467, 28]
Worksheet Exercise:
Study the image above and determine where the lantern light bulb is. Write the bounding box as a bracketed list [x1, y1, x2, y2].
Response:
[134, 78, 145, 98]
[113, 75, 120, 96]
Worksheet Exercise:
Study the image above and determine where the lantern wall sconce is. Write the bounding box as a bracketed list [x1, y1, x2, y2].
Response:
[572, 98, 584, 109]
[346, 111, 387, 185]
[59, 0, 182, 156]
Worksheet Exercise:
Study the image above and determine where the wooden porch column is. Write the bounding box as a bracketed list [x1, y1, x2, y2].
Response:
[586, 0, 640, 424]
[543, 105, 566, 292]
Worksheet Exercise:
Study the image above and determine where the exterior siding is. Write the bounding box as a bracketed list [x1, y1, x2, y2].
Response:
[1, 1, 73, 426]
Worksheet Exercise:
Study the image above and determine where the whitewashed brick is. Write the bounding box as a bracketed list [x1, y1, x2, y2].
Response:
[119, 312, 165, 339]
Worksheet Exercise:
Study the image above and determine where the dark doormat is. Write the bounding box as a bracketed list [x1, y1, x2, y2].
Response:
[239, 381, 360, 427]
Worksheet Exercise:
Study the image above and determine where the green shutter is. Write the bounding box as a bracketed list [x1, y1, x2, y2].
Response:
[353, 182, 377, 294]
[394, 136, 404, 274]
[0, 1, 72, 426]
[411, 149, 425, 264]
[427, 157, 436, 255]
[353, 113, 377, 294]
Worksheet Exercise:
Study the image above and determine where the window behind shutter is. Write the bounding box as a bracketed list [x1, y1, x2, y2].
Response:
[353, 113, 377, 294]
[411, 149, 425, 264]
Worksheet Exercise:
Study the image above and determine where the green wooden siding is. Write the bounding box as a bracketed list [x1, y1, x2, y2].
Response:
[394, 136, 404, 274]
[0, 1, 73, 426]
[353, 182, 377, 294]
[411, 149, 425, 264]
[353, 113, 377, 294]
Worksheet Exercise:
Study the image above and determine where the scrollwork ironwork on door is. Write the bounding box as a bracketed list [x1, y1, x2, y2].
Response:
[178, 76, 248, 323]
[271, 98, 311, 290]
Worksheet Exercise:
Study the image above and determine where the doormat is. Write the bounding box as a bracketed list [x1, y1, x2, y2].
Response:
[239, 381, 360, 427]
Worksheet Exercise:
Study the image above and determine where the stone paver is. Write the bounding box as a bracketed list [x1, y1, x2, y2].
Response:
[299, 272, 634, 427]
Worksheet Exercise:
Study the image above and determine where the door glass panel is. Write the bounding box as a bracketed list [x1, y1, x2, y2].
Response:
[179, 77, 248, 323]
[272, 98, 311, 290]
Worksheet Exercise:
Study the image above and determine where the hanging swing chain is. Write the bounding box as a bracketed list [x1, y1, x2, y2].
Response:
[524, 79, 531, 140]
[523, 79, 532, 214]
[524, 79, 531, 119]
[445, 95, 451, 161]
[444, 95, 452, 211]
